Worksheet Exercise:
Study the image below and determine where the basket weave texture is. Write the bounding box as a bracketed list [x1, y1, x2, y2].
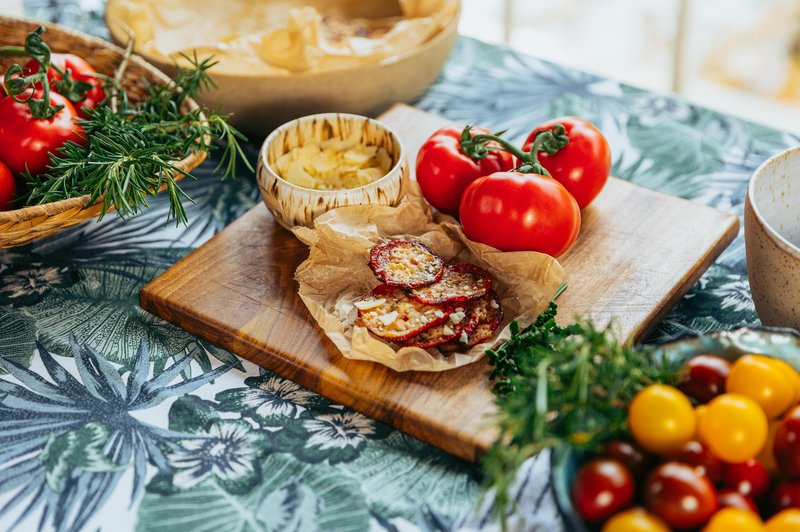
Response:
[0, 16, 207, 248]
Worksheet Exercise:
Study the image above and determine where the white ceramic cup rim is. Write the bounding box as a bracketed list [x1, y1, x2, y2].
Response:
[259, 112, 406, 196]
[748, 146, 800, 259]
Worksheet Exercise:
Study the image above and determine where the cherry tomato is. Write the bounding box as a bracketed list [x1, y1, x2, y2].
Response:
[628, 385, 696, 454]
[571, 458, 634, 523]
[24, 53, 105, 118]
[759, 420, 781, 474]
[774, 405, 800, 479]
[719, 489, 760, 513]
[770, 481, 800, 514]
[601, 440, 651, 479]
[727, 355, 795, 419]
[766, 509, 800, 532]
[680, 354, 731, 403]
[521, 117, 611, 209]
[601, 507, 670, 532]
[459, 171, 580, 257]
[674, 440, 724, 483]
[699, 394, 768, 463]
[723, 459, 770, 501]
[0, 160, 16, 211]
[766, 358, 800, 406]
[644, 462, 718, 529]
[703, 508, 765, 532]
[0, 92, 84, 177]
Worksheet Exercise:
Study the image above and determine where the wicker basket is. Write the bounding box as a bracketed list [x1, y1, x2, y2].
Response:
[0, 16, 207, 248]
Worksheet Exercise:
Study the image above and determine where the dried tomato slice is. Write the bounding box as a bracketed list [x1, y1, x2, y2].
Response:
[356, 284, 451, 341]
[406, 263, 492, 305]
[462, 290, 504, 346]
[397, 303, 470, 349]
[368, 240, 444, 289]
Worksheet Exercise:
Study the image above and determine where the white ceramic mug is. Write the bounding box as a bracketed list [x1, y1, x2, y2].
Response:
[745, 147, 800, 330]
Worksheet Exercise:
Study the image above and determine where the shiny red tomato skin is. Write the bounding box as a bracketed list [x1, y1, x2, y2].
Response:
[718, 489, 759, 513]
[644, 462, 718, 529]
[416, 126, 514, 216]
[722, 459, 770, 501]
[0, 160, 16, 210]
[25, 53, 105, 118]
[459, 171, 581, 257]
[0, 92, 85, 176]
[673, 440, 724, 483]
[571, 458, 635, 523]
[679, 354, 731, 403]
[771, 481, 800, 514]
[521, 117, 610, 209]
[774, 405, 800, 479]
[601, 440, 651, 479]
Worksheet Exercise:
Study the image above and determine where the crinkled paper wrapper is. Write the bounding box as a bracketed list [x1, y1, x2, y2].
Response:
[292, 183, 565, 372]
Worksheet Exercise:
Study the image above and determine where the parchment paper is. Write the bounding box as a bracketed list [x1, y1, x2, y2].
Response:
[292, 182, 566, 372]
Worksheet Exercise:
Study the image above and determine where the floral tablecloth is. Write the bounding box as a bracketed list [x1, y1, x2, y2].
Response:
[2, 2, 797, 531]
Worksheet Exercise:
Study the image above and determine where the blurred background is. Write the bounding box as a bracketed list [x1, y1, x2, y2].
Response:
[4, 0, 800, 133]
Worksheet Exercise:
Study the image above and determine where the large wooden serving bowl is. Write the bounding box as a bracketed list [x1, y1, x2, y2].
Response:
[0, 16, 207, 249]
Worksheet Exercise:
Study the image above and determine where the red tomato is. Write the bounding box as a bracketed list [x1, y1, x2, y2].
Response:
[771, 481, 800, 514]
[0, 160, 16, 210]
[416, 126, 514, 216]
[723, 459, 770, 501]
[24, 53, 105, 118]
[774, 405, 800, 479]
[0, 92, 85, 176]
[673, 440, 724, 483]
[644, 462, 718, 529]
[521, 117, 610, 209]
[601, 440, 651, 479]
[679, 354, 731, 403]
[719, 489, 760, 513]
[459, 171, 580, 257]
[571, 459, 634, 523]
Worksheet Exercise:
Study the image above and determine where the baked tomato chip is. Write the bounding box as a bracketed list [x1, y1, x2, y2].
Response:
[397, 304, 469, 349]
[463, 291, 504, 346]
[406, 263, 492, 305]
[356, 284, 451, 341]
[369, 240, 444, 289]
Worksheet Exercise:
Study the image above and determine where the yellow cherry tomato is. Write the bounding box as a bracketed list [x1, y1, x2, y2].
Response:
[758, 420, 781, 474]
[699, 393, 768, 463]
[628, 385, 696, 454]
[764, 357, 800, 406]
[695, 405, 709, 443]
[767, 509, 800, 532]
[602, 507, 670, 532]
[727, 355, 795, 418]
[704, 508, 765, 532]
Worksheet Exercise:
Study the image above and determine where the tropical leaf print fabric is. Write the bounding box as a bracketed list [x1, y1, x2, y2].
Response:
[3, 2, 797, 529]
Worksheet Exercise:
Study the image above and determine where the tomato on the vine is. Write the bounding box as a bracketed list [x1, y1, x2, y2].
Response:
[644, 462, 718, 529]
[459, 171, 580, 257]
[571, 458, 634, 523]
[0, 91, 85, 176]
[416, 126, 514, 216]
[0, 160, 16, 211]
[24, 53, 105, 118]
[521, 117, 610, 209]
[628, 385, 696, 454]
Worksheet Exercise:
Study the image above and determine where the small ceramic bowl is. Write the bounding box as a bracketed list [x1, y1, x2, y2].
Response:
[745, 147, 800, 330]
[257, 113, 409, 229]
[551, 327, 800, 532]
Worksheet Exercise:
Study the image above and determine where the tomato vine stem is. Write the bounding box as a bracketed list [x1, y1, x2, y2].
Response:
[459, 124, 569, 177]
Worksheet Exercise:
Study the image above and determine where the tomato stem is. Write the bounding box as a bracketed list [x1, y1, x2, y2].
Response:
[460, 124, 569, 177]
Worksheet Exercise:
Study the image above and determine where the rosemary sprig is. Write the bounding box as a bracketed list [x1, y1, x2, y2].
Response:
[483, 305, 681, 522]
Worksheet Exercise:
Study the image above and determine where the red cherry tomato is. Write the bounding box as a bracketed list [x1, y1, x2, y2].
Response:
[571, 458, 635, 523]
[723, 459, 770, 501]
[679, 354, 731, 403]
[24, 53, 105, 118]
[674, 440, 724, 483]
[771, 481, 800, 514]
[521, 117, 610, 209]
[0, 92, 85, 176]
[644, 462, 718, 529]
[719, 489, 760, 513]
[774, 405, 800, 479]
[601, 440, 651, 479]
[0, 160, 16, 210]
[415, 126, 514, 216]
[459, 171, 581, 257]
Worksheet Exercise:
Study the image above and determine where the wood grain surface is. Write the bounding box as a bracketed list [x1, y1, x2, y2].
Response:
[140, 104, 739, 463]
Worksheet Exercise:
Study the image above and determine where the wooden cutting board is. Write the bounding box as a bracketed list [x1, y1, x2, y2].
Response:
[140, 104, 739, 463]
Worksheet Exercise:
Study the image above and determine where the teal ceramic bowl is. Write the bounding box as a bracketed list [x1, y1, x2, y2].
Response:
[551, 327, 800, 531]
